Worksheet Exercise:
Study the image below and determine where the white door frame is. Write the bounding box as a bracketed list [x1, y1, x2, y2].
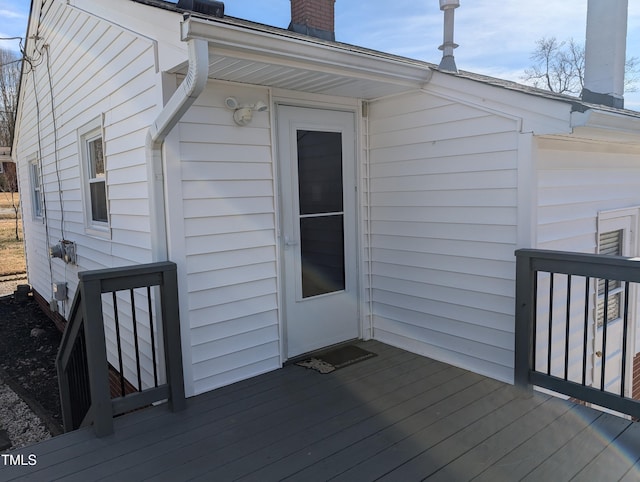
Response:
[276, 104, 360, 359]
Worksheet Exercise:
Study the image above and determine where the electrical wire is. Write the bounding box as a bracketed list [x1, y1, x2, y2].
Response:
[32, 64, 54, 298]
[0, 59, 22, 68]
[44, 44, 64, 239]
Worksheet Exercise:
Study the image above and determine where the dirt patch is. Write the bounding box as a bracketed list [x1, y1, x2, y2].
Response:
[0, 294, 63, 434]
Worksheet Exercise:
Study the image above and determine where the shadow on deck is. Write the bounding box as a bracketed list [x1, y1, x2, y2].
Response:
[2, 340, 640, 481]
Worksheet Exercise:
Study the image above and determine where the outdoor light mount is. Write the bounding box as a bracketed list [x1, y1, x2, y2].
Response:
[224, 97, 268, 126]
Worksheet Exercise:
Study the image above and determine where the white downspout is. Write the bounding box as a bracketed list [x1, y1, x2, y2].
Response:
[146, 37, 209, 262]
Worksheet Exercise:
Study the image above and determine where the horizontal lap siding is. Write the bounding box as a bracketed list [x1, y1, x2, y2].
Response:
[536, 139, 640, 390]
[537, 139, 640, 251]
[367, 92, 519, 383]
[178, 83, 279, 395]
[14, 2, 159, 387]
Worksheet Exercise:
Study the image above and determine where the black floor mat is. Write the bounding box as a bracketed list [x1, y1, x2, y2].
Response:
[296, 345, 377, 374]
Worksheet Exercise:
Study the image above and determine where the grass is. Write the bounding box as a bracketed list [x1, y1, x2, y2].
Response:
[0, 192, 25, 276]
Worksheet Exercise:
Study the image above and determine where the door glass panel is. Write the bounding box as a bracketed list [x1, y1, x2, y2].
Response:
[297, 130, 343, 215]
[297, 129, 345, 298]
[300, 215, 345, 297]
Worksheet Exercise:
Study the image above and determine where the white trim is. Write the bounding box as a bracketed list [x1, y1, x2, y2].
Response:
[517, 133, 536, 249]
[78, 116, 111, 238]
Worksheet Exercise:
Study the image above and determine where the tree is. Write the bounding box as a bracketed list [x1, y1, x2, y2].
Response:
[523, 36, 639, 96]
[0, 48, 20, 146]
[0, 48, 21, 241]
[0, 161, 20, 241]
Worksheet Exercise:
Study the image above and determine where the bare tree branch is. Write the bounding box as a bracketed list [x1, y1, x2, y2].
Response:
[522, 36, 637, 96]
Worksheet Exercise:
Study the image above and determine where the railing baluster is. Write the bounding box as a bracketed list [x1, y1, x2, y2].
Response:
[547, 273, 554, 376]
[564, 275, 571, 380]
[582, 277, 590, 386]
[532, 272, 538, 371]
[147, 286, 158, 387]
[130, 289, 143, 391]
[621, 282, 630, 397]
[56, 261, 184, 437]
[601, 279, 609, 391]
[112, 292, 126, 398]
[515, 249, 640, 419]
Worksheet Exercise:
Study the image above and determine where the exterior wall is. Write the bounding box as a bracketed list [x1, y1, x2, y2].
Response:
[14, 1, 160, 387]
[366, 90, 521, 383]
[166, 81, 280, 396]
[535, 137, 640, 395]
[536, 137, 640, 252]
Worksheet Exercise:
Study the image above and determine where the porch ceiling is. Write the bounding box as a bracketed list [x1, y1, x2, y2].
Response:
[174, 17, 433, 100]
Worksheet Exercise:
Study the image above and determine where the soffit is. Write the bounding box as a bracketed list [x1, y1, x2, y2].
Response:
[173, 17, 433, 100]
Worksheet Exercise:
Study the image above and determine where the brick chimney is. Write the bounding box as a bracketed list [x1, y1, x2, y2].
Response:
[581, 0, 628, 108]
[289, 0, 336, 41]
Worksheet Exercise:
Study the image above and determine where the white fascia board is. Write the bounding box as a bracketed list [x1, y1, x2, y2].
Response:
[180, 17, 432, 90]
[571, 109, 640, 144]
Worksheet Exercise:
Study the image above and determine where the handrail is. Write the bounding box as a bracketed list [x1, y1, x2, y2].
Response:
[515, 248, 640, 418]
[56, 261, 185, 436]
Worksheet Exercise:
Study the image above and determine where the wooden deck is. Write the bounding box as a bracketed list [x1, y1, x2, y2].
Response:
[2, 340, 640, 481]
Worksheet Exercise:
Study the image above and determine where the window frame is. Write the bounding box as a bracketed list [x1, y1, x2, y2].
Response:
[29, 157, 43, 220]
[78, 118, 110, 237]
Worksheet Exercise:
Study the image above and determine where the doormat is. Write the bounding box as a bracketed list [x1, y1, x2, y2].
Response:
[296, 345, 377, 374]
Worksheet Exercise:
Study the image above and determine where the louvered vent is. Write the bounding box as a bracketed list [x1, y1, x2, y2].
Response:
[597, 229, 623, 326]
[600, 229, 623, 256]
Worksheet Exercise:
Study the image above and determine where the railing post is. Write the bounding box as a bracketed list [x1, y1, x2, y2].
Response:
[515, 250, 534, 396]
[80, 277, 114, 437]
[160, 264, 186, 411]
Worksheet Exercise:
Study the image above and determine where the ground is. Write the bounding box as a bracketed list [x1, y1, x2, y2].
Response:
[0, 294, 63, 435]
[0, 194, 24, 276]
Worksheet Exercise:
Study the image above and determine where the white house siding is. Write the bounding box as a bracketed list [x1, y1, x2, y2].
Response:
[171, 82, 280, 396]
[535, 137, 640, 393]
[366, 90, 520, 383]
[14, 1, 160, 388]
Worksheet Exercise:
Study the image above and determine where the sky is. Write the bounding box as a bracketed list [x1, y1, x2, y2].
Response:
[1, 0, 640, 109]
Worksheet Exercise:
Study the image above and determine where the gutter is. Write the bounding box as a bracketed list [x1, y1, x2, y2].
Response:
[570, 108, 640, 144]
[146, 36, 209, 262]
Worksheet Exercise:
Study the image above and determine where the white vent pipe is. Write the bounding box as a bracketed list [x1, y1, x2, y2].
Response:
[438, 0, 460, 73]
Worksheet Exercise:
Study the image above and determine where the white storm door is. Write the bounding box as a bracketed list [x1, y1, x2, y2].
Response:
[277, 106, 359, 358]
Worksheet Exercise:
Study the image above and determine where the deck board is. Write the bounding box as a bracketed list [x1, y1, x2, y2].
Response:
[522, 412, 631, 482]
[1, 340, 639, 482]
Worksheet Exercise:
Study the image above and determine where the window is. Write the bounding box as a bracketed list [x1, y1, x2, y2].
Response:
[29, 158, 43, 218]
[79, 119, 109, 233]
[86, 135, 107, 223]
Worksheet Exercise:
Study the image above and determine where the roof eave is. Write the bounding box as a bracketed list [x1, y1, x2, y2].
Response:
[179, 16, 433, 98]
[570, 109, 640, 144]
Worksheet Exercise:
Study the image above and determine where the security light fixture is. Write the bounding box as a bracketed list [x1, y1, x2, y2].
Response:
[224, 97, 269, 126]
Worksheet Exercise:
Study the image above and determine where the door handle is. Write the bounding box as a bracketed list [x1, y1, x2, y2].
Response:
[284, 235, 299, 247]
